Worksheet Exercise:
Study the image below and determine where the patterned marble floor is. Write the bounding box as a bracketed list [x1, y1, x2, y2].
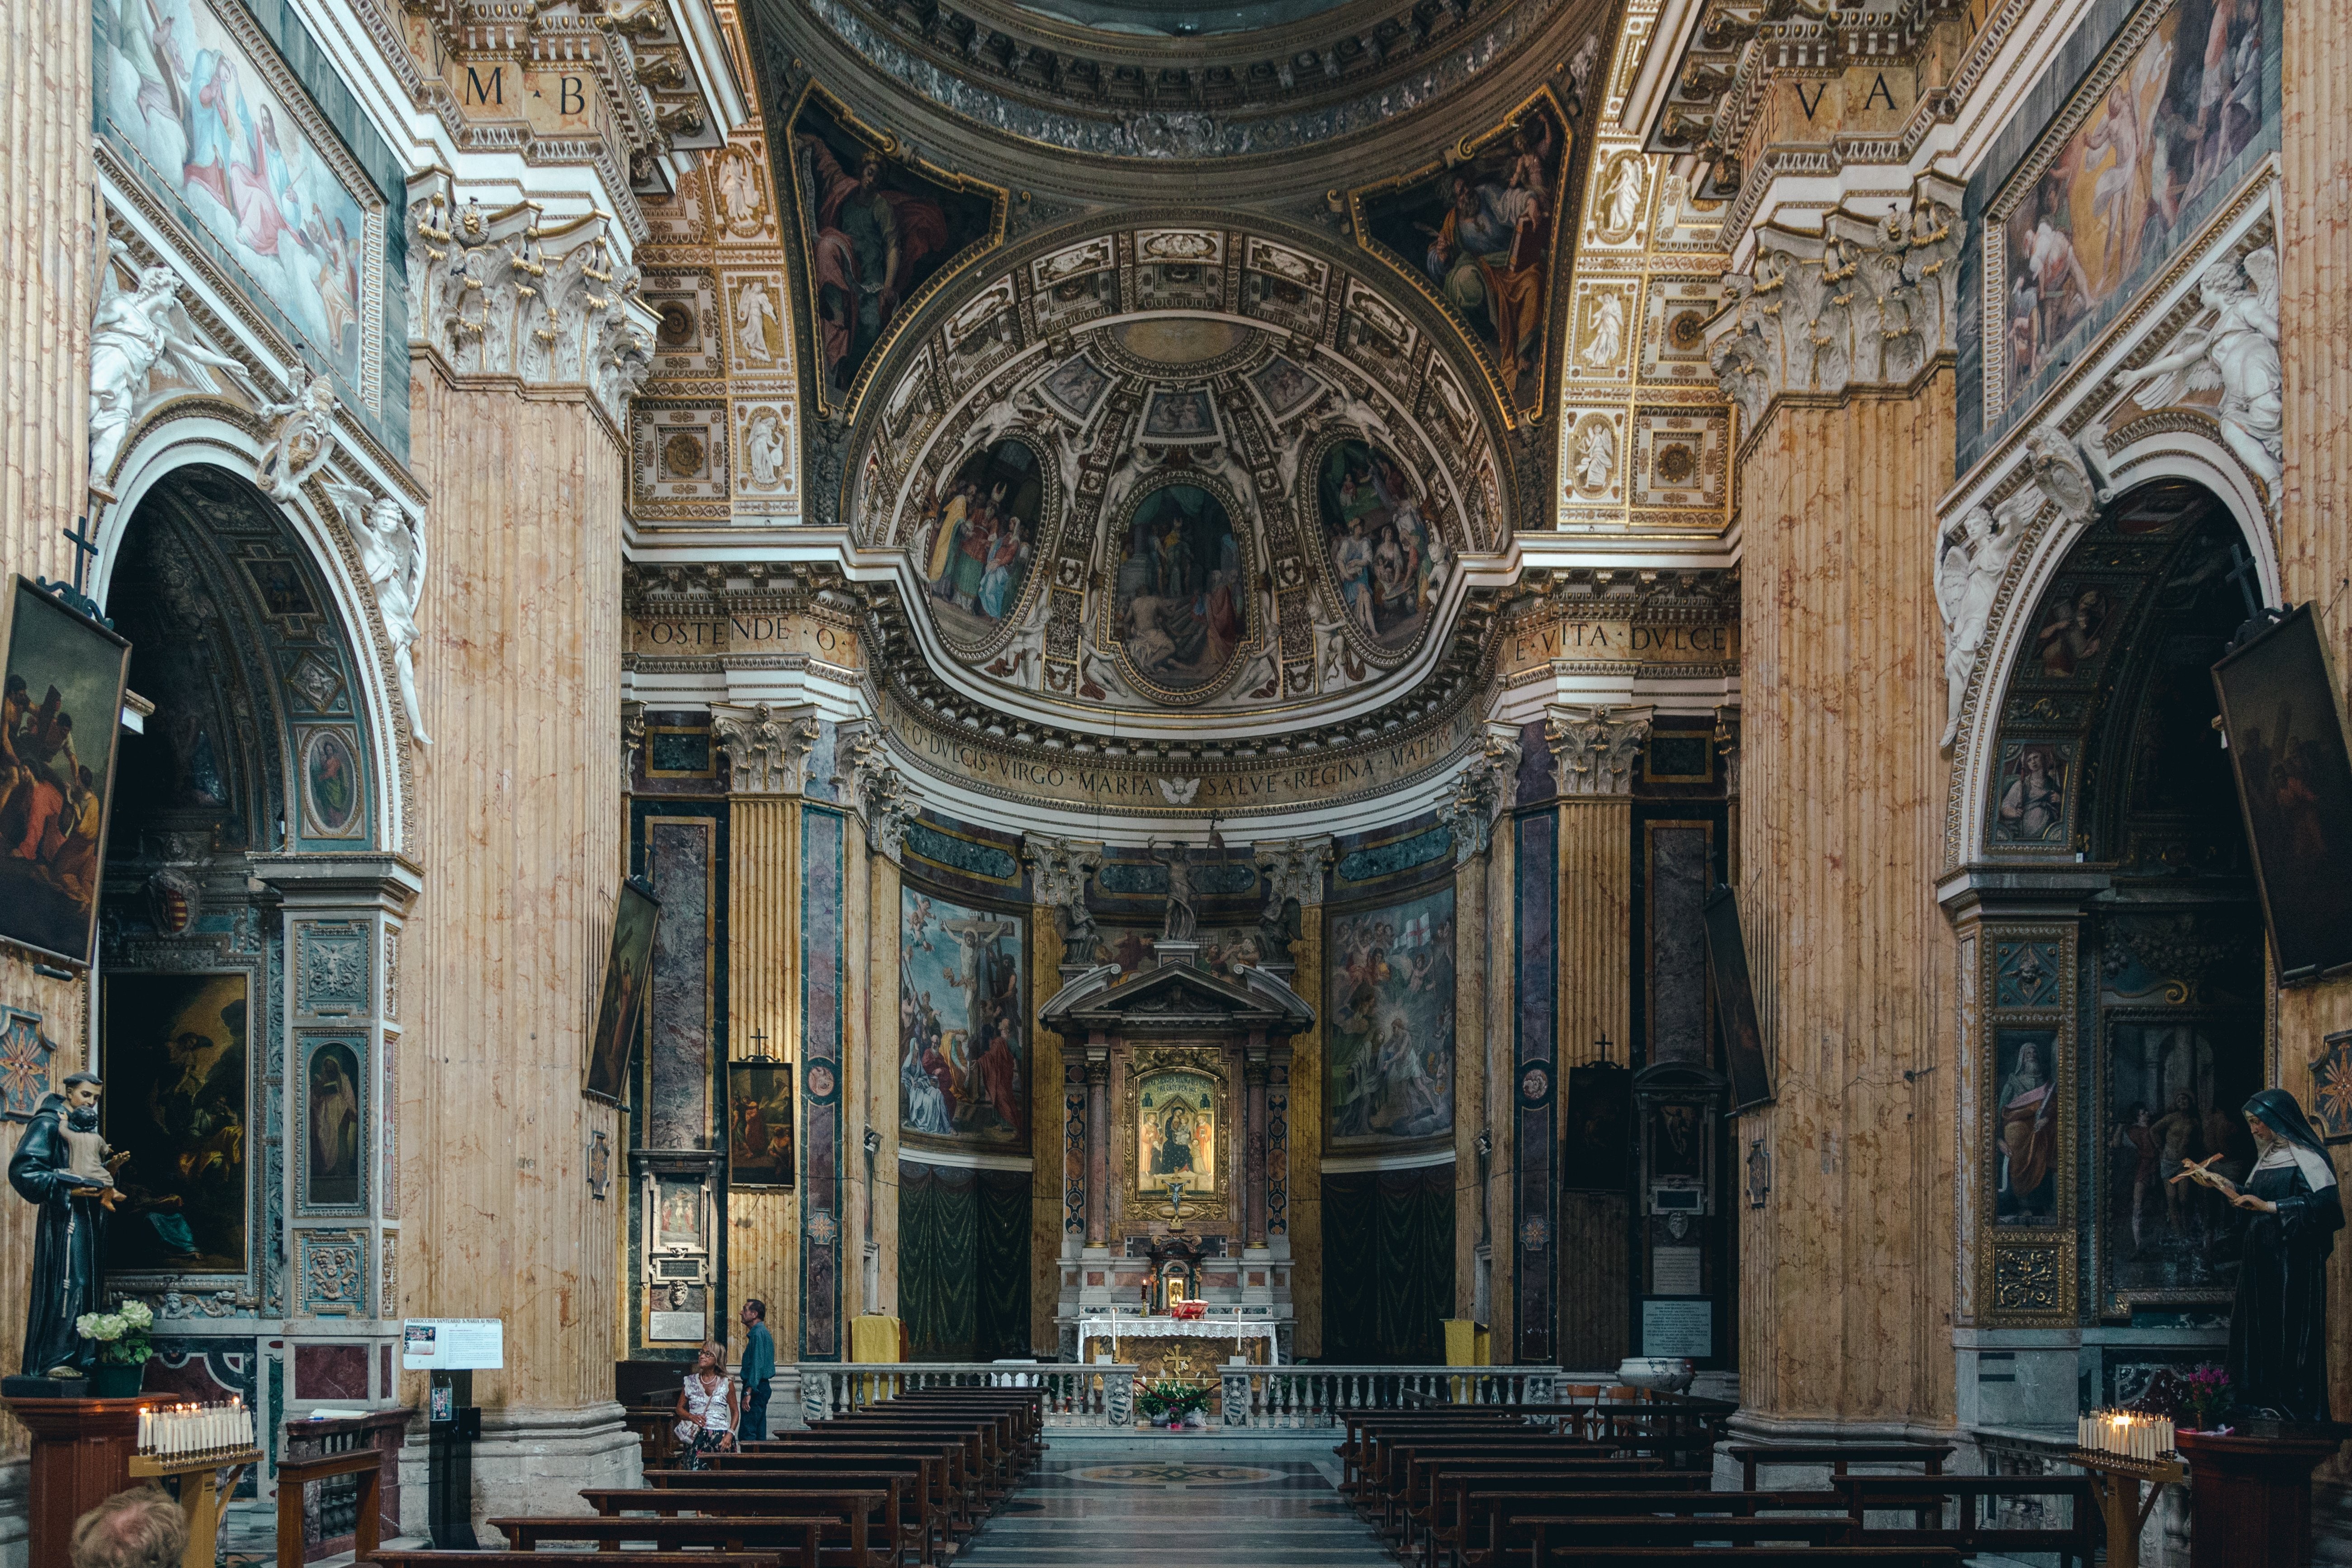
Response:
[954, 1440, 1394, 1566]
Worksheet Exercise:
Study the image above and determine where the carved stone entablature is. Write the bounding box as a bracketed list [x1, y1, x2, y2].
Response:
[1252, 836, 1334, 910]
[1437, 723, 1524, 861]
[1708, 174, 1966, 432]
[407, 184, 657, 426]
[1545, 703, 1654, 798]
[713, 701, 822, 795]
[835, 721, 917, 862]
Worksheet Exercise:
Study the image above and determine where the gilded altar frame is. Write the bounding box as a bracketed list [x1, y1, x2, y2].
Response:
[1120, 1045, 1234, 1221]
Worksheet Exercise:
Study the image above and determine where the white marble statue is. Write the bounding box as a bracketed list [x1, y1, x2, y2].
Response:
[253, 365, 341, 505]
[89, 247, 255, 481]
[743, 406, 788, 490]
[1582, 291, 1626, 367]
[1934, 502, 2025, 752]
[1574, 418, 1616, 493]
[1604, 156, 1647, 235]
[327, 482, 431, 746]
[2111, 246, 2282, 488]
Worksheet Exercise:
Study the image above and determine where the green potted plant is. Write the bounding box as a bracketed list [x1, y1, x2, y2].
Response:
[75, 1300, 155, 1398]
[1135, 1379, 1212, 1430]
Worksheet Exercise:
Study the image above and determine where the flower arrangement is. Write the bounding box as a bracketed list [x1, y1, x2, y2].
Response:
[2128, 1363, 2231, 1433]
[75, 1299, 156, 1367]
[1135, 1379, 1211, 1427]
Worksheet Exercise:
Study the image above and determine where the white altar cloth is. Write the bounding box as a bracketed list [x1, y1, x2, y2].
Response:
[1078, 1315, 1281, 1365]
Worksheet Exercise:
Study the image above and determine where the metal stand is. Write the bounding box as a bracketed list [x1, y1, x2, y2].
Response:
[426, 1369, 481, 1549]
[2063, 1447, 2184, 1568]
[128, 1449, 263, 1568]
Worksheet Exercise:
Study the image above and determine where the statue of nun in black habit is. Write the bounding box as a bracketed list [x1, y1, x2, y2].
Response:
[2208, 1088, 2342, 1422]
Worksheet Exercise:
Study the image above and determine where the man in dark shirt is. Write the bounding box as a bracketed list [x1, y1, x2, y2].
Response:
[738, 1299, 775, 1441]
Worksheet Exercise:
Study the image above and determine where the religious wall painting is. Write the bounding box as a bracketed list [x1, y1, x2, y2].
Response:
[2101, 1014, 2257, 1301]
[1992, 0, 2272, 410]
[920, 437, 1047, 646]
[1141, 387, 1218, 441]
[1038, 354, 1110, 421]
[2211, 604, 2352, 978]
[898, 885, 1026, 1147]
[297, 725, 361, 838]
[2313, 1031, 2352, 1143]
[1992, 741, 2073, 847]
[583, 876, 659, 1107]
[300, 1037, 364, 1210]
[1249, 355, 1322, 419]
[1109, 479, 1250, 696]
[2030, 583, 2116, 678]
[786, 87, 1002, 416]
[1312, 437, 1448, 656]
[94, 0, 379, 397]
[1327, 885, 1457, 1146]
[727, 1058, 796, 1189]
[1561, 1060, 1632, 1191]
[100, 971, 249, 1273]
[1134, 1068, 1220, 1195]
[1350, 89, 1569, 416]
[0, 580, 134, 966]
[1993, 1026, 2062, 1224]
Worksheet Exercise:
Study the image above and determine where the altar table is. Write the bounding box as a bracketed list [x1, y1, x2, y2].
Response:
[1079, 1316, 1281, 1365]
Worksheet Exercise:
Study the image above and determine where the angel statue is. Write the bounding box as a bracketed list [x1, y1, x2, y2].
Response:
[89, 245, 256, 481]
[2111, 247, 2281, 488]
[253, 366, 341, 505]
[1934, 501, 2024, 752]
[1573, 418, 1616, 493]
[326, 483, 432, 746]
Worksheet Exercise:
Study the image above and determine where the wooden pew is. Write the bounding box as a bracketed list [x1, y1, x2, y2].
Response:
[364, 1554, 775, 1568]
[486, 1516, 824, 1567]
[1437, 1476, 1724, 1568]
[1727, 1443, 1954, 1492]
[1383, 1451, 1667, 1546]
[577, 1488, 891, 1568]
[704, 1452, 959, 1559]
[642, 1467, 934, 1566]
[1530, 1546, 1963, 1568]
[1835, 1474, 2099, 1568]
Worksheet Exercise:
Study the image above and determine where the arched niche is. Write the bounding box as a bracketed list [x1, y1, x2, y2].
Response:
[1946, 478, 2265, 1361]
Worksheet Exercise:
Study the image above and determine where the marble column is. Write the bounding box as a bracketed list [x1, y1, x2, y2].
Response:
[1084, 1046, 1112, 1249]
[1243, 1047, 1268, 1248]
[397, 199, 649, 1522]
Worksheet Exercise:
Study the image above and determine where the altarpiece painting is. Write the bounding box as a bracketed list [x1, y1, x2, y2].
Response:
[1327, 886, 1456, 1145]
[1134, 1067, 1219, 1194]
[899, 886, 1026, 1146]
[100, 971, 250, 1273]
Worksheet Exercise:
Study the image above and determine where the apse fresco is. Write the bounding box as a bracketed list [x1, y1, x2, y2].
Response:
[899, 886, 1026, 1146]
[1356, 93, 1567, 411]
[1314, 438, 1447, 651]
[1327, 886, 1456, 1146]
[921, 438, 1046, 642]
[789, 93, 998, 408]
[1999, 0, 2270, 404]
[1111, 482, 1246, 692]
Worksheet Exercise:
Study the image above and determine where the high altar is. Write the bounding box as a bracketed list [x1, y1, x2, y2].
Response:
[1041, 937, 1315, 1366]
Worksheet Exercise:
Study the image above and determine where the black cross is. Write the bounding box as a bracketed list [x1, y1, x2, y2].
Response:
[62, 515, 100, 593]
[2225, 542, 2265, 622]
[748, 1028, 769, 1058]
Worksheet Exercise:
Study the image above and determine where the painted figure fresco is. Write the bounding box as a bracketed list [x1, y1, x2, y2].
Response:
[100, 971, 248, 1272]
[0, 583, 132, 966]
[727, 1060, 796, 1187]
[1328, 886, 1456, 1144]
[303, 729, 359, 835]
[305, 1040, 361, 1206]
[1315, 439, 1449, 650]
[95, 0, 372, 388]
[921, 438, 1045, 639]
[792, 96, 994, 403]
[1136, 1069, 1218, 1192]
[2105, 1020, 2257, 1294]
[1112, 483, 1246, 692]
[1358, 95, 1566, 410]
[899, 887, 1025, 1145]
[2001, 0, 2268, 399]
[1995, 1027, 2061, 1222]
[1994, 742, 2070, 845]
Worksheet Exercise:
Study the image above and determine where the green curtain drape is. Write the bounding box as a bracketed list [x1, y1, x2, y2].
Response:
[899, 1160, 1033, 1361]
[1320, 1162, 1454, 1363]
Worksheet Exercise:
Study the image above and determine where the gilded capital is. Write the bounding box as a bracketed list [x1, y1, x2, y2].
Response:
[1546, 703, 1655, 798]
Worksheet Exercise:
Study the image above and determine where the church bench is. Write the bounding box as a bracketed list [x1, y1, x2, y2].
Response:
[804, 1417, 1018, 1493]
[1441, 1488, 1850, 1568]
[1528, 1545, 1964, 1568]
[1369, 1441, 1665, 1533]
[1417, 1472, 1711, 1567]
[734, 1442, 978, 1533]
[705, 1452, 961, 1554]
[1392, 1456, 1671, 1552]
[485, 1516, 826, 1566]
[1832, 1474, 2099, 1568]
[363, 1554, 778, 1568]
[577, 1488, 893, 1568]
[851, 1392, 1041, 1456]
[642, 1470, 932, 1566]
[1337, 1416, 1555, 1496]
[1725, 1444, 1954, 1493]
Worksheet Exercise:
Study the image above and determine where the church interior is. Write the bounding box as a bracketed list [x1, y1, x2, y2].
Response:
[2, 0, 2350, 1557]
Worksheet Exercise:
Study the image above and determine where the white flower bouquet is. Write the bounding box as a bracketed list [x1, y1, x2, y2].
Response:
[75, 1299, 156, 1365]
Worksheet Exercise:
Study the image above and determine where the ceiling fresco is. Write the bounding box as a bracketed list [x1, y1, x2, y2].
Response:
[847, 219, 1515, 735]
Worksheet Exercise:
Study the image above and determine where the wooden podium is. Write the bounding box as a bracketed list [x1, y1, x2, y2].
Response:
[0, 1396, 145, 1568]
[2176, 1428, 2344, 1568]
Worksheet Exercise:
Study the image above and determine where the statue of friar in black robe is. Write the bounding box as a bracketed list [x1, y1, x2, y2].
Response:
[2210, 1088, 2342, 1422]
[7, 1074, 114, 1377]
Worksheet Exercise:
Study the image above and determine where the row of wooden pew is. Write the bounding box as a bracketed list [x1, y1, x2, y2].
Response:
[1338, 1397, 2104, 1568]
[363, 1387, 1041, 1568]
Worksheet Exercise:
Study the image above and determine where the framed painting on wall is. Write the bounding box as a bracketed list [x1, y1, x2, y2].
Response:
[727, 1058, 796, 1188]
[100, 971, 250, 1273]
[583, 875, 660, 1106]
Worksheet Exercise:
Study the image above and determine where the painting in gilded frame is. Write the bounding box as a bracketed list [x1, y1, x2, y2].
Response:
[1993, 1026, 2063, 1225]
[100, 971, 250, 1273]
[1109, 480, 1248, 695]
[1327, 886, 1457, 1146]
[300, 1036, 365, 1210]
[727, 1058, 797, 1188]
[899, 886, 1025, 1146]
[298, 725, 362, 838]
[584, 876, 659, 1106]
[95, 0, 380, 399]
[1312, 436, 1447, 654]
[1135, 1068, 1220, 1194]
[918, 437, 1047, 646]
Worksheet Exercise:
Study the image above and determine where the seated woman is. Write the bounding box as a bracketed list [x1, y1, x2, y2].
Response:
[672, 1338, 738, 1469]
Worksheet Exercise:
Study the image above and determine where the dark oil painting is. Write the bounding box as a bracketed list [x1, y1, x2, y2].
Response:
[1561, 1059, 1631, 1191]
[920, 437, 1046, 643]
[728, 1058, 797, 1188]
[1112, 483, 1247, 692]
[101, 971, 249, 1273]
[1353, 91, 1568, 413]
[789, 91, 999, 412]
[584, 876, 660, 1106]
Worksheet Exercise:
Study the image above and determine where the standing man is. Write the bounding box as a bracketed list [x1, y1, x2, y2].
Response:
[9, 1074, 117, 1375]
[738, 1299, 775, 1441]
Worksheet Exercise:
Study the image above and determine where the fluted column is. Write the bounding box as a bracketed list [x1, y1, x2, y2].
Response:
[1084, 1047, 1112, 1248]
[1243, 1049, 1269, 1248]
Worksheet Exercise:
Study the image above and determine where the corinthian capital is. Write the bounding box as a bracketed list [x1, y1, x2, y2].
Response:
[834, 721, 916, 862]
[1251, 835, 1334, 909]
[1546, 703, 1655, 797]
[712, 701, 821, 796]
[1436, 723, 1524, 863]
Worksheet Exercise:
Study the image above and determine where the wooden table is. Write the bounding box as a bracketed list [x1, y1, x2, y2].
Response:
[0, 1396, 145, 1568]
[2059, 1447, 2183, 1568]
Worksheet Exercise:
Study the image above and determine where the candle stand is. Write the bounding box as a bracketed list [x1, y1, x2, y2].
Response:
[125, 1450, 263, 1568]
[2060, 1447, 2183, 1568]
